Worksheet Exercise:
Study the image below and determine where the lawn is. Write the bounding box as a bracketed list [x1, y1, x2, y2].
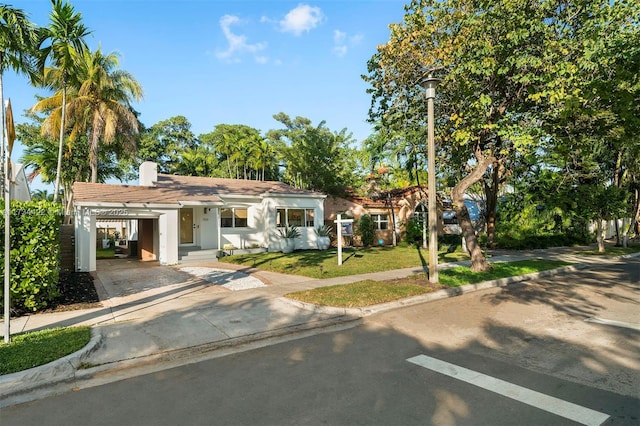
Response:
[96, 248, 115, 258]
[285, 259, 571, 308]
[579, 242, 640, 257]
[0, 326, 92, 375]
[219, 245, 469, 278]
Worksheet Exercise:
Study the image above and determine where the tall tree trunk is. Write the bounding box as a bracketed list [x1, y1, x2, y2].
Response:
[613, 149, 623, 245]
[596, 219, 606, 253]
[89, 114, 104, 183]
[452, 152, 494, 272]
[53, 77, 67, 202]
[627, 186, 640, 246]
[484, 161, 500, 248]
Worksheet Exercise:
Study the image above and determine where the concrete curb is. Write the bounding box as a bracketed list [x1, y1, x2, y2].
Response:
[283, 264, 585, 317]
[1, 251, 637, 407]
[0, 316, 359, 407]
[0, 328, 103, 408]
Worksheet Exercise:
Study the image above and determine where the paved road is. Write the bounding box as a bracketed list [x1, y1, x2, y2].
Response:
[2, 258, 638, 425]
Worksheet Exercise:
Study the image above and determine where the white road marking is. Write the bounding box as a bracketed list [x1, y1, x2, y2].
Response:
[585, 317, 640, 331]
[407, 354, 610, 426]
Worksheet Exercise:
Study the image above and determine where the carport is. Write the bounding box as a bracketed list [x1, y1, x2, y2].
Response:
[74, 204, 179, 272]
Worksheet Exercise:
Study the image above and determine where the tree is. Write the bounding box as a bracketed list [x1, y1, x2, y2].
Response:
[37, 0, 90, 200]
[0, 4, 38, 175]
[267, 112, 357, 196]
[365, 0, 556, 271]
[137, 116, 196, 173]
[18, 110, 124, 214]
[208, 124, 271, 180]
[173, 145, 220, 177]
[537, 0, 640, 247]
[43, 47, 142, 182]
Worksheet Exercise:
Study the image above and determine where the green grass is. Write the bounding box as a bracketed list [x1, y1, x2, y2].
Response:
[96, 248, 115, 258]
[289, 280, 429, 308]
[579, 243, 640, 257]
[438, 259, 570, 287]
[0, 326, 92, 375]
[286, 259, 571, 307]
[219, 245, 469, 278]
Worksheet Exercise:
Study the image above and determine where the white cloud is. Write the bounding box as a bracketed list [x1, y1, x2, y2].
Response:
[279, 4, 324, 36]
[215, 14, 267, 62]
[332, 29, 364, 57]
[333, 30, 346, 44]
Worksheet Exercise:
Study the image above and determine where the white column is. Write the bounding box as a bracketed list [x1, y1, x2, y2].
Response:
[75, 207, 96, 272]
[158, 210, 178, 265]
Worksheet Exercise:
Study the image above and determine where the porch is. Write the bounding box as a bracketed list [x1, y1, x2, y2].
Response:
[178, 246, 268, 263]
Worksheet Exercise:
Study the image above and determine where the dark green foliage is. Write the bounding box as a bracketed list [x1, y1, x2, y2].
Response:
[0, 200, 62, 312]
[268, 113, 358, 197]
[357, 214, 375, 246]
[403, 217, 423, 247]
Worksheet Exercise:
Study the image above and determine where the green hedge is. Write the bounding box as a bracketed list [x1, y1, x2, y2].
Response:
[0, 200, 63, 313]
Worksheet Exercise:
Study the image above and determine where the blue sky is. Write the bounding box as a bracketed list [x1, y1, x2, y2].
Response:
[5, 0, 407, 190]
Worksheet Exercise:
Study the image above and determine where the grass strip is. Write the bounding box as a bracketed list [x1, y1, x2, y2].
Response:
[439, 259, 570, 287]
[286, 260, 571, 308]
[220, 246, 468, 278]
[0, 326, 91, 375]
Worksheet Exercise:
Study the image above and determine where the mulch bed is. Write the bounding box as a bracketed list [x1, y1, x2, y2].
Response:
[384, 276, 446, 291]
[42, 271, 102, 313]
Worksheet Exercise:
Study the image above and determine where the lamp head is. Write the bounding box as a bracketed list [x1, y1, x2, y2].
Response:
[420, 75, 440, 99]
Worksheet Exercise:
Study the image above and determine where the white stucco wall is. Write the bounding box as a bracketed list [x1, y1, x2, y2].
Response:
[75, 207, 96, 272]
[261, 195, 326, 251]
[159, 210, 178, 265]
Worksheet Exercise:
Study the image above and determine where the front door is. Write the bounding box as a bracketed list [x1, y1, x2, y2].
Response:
[180, 208, 194, 245]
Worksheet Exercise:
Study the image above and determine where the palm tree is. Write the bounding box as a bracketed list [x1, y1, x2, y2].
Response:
[70, 48, 142, 182]
[0, 5, 38, 178]
[250, 138, 276, 181]
[34, 48, 142, 183]
[31, 188, 54, 201]
[37, 0, 90, 201]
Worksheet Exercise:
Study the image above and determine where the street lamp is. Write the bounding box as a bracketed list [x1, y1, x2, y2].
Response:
[420, 75, 440, 284]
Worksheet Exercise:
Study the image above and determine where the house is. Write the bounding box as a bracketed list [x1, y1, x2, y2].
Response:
[73, 161, 326, 272]
[324, 186, 483, 245]
[324, 186, 430, 245]
[10, 162, 31, 201]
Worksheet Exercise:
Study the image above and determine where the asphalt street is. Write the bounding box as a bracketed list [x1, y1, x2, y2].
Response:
[1, 258, 638, 426]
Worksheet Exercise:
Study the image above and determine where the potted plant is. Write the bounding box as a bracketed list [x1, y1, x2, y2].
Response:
[278, 226, 300, 253]
[314, 225, 333, 250]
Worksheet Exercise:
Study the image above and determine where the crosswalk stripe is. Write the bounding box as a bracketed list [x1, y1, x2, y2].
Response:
[407, 354, 610, 426]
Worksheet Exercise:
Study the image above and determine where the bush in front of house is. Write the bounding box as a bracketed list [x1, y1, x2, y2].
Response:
[357, 214, 375, 246]
[0, 200, 62, 313]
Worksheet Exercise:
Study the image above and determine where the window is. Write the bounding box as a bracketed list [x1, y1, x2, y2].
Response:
[414, 204, 428, 226]
[221, 208, 248, 228]
[371, 214, 389, 230]
[442, 210, 458, 225]
[305, 209, 314, 227]
[276, 208, 315, 227]
[287, 209, 303, 227]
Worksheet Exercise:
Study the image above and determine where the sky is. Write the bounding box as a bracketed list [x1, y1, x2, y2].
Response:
[4, 0, 407, 191]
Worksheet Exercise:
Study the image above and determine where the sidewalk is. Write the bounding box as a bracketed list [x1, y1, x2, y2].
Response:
[1, 246, 636, 407]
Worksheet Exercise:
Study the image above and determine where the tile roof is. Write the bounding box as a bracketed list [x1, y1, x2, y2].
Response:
[74, 174, 323, 205]
[157, 174, 323, 197]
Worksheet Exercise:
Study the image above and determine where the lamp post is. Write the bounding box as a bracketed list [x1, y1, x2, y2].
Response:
[420, 75, 440, 284]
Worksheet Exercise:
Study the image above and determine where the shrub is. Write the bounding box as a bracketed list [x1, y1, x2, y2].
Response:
[357, 214, 375, 246]
[0, 200, 62, 313]
[404, 218, 424, 246]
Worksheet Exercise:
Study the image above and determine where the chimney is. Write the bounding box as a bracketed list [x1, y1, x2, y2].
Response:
[139, 161, 158, 186]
